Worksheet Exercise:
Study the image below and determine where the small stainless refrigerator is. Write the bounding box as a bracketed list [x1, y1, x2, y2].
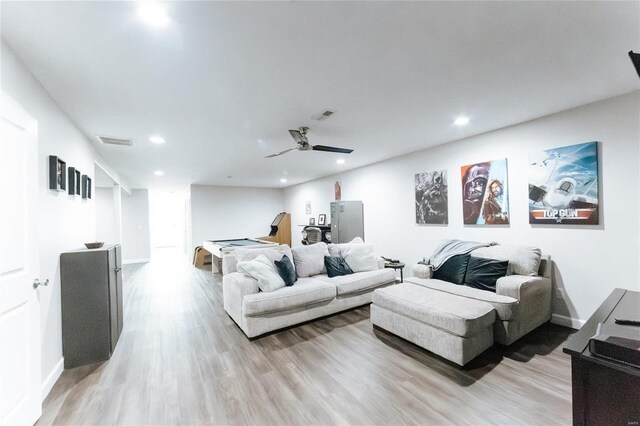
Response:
[330, 201, 364, 243]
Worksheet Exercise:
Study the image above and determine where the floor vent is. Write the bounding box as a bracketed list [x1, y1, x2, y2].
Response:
[96, 136, 136, 147]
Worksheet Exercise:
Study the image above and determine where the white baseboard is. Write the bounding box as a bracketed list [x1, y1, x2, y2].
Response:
[551, 313, 586, 330]
[41, 357, 64, 401]
[123, 258, 150, 265]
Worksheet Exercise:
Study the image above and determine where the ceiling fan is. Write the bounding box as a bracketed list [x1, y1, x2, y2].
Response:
[265, 127, 354, 158]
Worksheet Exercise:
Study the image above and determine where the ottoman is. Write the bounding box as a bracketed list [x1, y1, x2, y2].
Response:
[371, 283, 496, 366]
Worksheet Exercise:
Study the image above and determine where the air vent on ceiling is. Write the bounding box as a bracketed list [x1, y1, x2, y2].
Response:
[96, 136, 136, 147]
[312, 110, 336, 121]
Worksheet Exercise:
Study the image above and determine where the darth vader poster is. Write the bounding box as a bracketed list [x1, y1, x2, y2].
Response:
[415, 170, 448, 224]
[460, 159, 509, 225]
[528, 141, 599, 225]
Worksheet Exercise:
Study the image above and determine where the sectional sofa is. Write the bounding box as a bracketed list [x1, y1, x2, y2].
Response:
[222, 242, 396, 338]
[371, 243, 552, 365]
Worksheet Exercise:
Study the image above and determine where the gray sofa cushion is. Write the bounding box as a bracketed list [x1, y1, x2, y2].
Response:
[242, 278, 336, 316]
[236, 245, 296, 272]
[291, 243, 330, 277]
[471, 244, 542, 276]
[316, 268, 396, 296]
[372, 284, 495, 337]
[404, 277, 518, 321]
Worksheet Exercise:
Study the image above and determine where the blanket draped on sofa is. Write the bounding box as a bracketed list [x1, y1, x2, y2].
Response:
[424, 239, 496, 270]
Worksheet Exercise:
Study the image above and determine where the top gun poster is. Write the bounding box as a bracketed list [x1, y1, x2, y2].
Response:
[528, 141, 599, 225]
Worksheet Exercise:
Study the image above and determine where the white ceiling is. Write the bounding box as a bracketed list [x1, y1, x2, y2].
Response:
[2, 1, 638, 189]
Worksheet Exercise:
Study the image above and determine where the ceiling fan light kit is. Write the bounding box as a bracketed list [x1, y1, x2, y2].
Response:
[266, 126, 354, 158]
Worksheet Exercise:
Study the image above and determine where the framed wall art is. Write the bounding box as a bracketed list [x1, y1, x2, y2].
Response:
[49, 155, 67, 191]
[318, 214, 326, 226]
[82, 175, 92, 199]
[415, 170, 448, 224]
[528, 141, 599, 225]
[460, 159, 509, 225]
[68, 167, 81, 196]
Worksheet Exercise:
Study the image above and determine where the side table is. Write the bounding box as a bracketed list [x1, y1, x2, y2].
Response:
[384, 262, 405, 283]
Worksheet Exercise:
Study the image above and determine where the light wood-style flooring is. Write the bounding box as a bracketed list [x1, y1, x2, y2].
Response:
[39, 248, 574, 425]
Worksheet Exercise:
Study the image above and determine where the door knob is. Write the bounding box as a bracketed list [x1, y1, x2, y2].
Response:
[33, 278, 49, 289]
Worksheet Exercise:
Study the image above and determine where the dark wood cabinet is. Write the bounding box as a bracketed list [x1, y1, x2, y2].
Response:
[60, 244, 123, 368]
[563, 289, 640, 426]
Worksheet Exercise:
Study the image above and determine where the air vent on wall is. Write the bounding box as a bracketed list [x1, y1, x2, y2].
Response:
[312, 110, 336, 121]
[96, 136, 136, 147]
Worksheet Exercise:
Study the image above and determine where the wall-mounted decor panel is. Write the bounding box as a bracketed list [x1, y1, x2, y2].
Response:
[48, 155, 66, 191]
[460, 159, 509, 225]
[415, 170, 448, 224]
[82, 175, 92, 199]
[528, 141, 599, 225]
[67, 167, 81, 196]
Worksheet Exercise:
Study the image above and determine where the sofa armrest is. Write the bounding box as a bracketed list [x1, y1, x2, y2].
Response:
[412, 263, 433, 279]
[496, 275, 551, 301]
[376, 256, 385, 269]
[223, 272, 260, 326]
[222, 253, 238, 275]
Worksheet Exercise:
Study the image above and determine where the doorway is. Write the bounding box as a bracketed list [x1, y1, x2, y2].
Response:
[148, 190, 187, 258]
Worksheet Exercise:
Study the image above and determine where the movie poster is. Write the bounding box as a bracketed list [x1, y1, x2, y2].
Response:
[528, 141, 599, 225]
[460, 159, 509, 225]
[415, 170, 448, 224]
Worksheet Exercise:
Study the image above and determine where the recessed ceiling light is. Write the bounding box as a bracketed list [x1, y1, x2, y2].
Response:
[154, 170, 164, 176]
[454, 116, 470, 126]
[227, 176, 232, 179]
[280, 178, 287, 183]
[149, 136, 165, 144]
[336, 158, 345, 165]
[138, 2, 170, 28]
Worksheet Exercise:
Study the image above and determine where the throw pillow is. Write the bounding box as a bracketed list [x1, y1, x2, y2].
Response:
[236, 245, 296, 273]
[470, 244, 541, 276]
[432, 254, 470, 284]
[340, 243, 378, 272]
[324, 256, 354, 278]
[274, 255, 297, 286]
[291, 242, 330, 277]
[464, 256, 509, 292]
[327, 237, 364, 258]
[237, 254, 286, 292]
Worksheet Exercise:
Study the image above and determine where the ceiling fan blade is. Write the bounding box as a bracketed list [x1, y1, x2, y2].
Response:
[289, 129, 304, 144]
[265, 148, 296, 158]
[312, 145, 354, 154]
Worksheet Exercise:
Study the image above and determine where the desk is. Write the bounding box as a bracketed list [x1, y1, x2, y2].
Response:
[384, 262, 405, 283]
[563, 288, 640, 426]
[203, 238, 278, 273]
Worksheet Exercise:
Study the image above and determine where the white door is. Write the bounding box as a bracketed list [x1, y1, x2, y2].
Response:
[0, 94, 42, 425]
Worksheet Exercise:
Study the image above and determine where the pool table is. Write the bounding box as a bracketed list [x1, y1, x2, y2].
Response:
[202, 238, 278, 273]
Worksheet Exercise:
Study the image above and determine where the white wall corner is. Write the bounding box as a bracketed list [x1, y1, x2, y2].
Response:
[41, 357, 64, 401]
[551, 313, 585, 330]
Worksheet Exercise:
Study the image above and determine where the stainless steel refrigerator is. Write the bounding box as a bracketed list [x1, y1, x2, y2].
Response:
[330, 201, 364, 243]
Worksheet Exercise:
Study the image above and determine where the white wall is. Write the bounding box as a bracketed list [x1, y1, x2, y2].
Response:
[285, 91, 640, 326]
[1, 40, 128, 398]
[189, 185, 284, 254]
[95, 187, 117, 244]
[121, 189, 151, 263]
